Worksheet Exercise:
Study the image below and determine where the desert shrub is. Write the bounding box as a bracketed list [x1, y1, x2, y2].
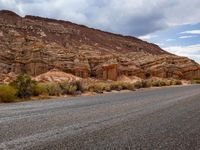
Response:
[121, 82, 135, 91]
[10, 74, 37, 99]
[104, 84, 111, 92]
[164, 80, 171, 86]
[32, 83, 48, 96]
[88, 83, 107, 93]
[191, 78, 200, 84]
[134, 81, 143, 89]
[71, 81, 83, 92]
[45, 82, 62, 96]
[110, 82, 122, 91]
[60, 82, 77, 95]
[65, 85, 77, 95]
[160, 80, 167, 86]
[175, 80, 182, 85]
[152, 80, 161, 87]
[141, 80, 152, 88]
[110, 82, 135, 91]
[169, 80, 173, 85]
[0, 85, 17, 103]
[171, 79, 182, 85]
[192, 78, 200, 80]
[193, 80, 200, 84]
[134, 80, 152, 88]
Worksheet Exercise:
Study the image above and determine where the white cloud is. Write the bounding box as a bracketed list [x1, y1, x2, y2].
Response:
[179, 35, 194, 39]
[0, 0, 200, 36]
[166, 39, 175, 42]
[180, 30, 200, 35]
[138, 34, 158, 41]
[155, 43, 165, 46]
[163, 44, 200, 63]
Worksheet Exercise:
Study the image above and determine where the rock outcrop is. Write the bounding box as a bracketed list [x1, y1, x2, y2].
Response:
[0, 10, 199, 82]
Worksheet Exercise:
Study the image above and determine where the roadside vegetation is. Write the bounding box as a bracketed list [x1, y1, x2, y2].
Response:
[191, 78, 200, 84]
[0, 74, 184, 103]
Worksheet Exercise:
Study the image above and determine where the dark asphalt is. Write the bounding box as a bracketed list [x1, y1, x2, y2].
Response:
[0, 85, 200, 150]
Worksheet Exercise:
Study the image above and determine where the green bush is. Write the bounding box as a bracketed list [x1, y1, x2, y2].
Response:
[174, 80, 182, 85]
[104, 85, 111, 92]
[165, 80, 171, 86]
[193, 80, 200, 84]
[71, 81, 83, 92]
[120, 82, 135, 91]
[170, 80, 182, 85]
[152, 80, 161, 87]
[10, 74, 37, 99]
[141, 80, 152, 88]
[110, 82, 135, 91]
[110, 82, 123, 91]
[191, 79, 200, 84]
[192, 78, 200, 80]
[60, 82, 77, 95]
[45, 82, 62, 96]
[88, 83, 106, 93]
[32, 83, 48, 96]
[134, 81, 143, 89]
[0, 85, 17, 103]
[134, 80, 153, 88]
[160, 80, 167, 86]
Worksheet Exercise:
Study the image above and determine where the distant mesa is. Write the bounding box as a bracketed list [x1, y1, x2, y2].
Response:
[0, 10, 199, 83]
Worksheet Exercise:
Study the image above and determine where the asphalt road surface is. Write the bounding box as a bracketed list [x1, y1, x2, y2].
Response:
[0, 85, 200, 150]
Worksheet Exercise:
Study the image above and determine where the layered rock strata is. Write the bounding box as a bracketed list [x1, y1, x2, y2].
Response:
[0, 10, 199, 82]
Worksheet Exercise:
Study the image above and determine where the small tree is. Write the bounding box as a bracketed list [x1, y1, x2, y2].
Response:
[10, 74, 37, 99]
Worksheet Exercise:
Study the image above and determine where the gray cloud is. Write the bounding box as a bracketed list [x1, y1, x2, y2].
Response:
[0, 0, 200, 36]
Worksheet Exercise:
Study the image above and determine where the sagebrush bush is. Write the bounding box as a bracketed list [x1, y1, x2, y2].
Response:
[88, 83, 107, 93]
[0, 85, 17, 103]
[32, 83, 48, 96]
[72, 81, 83, 92]
[60, 82, 77, 95]
[134, 81, 142, 89]
[10, 74, 37, 99]
[191, 79, 200, 84]
[141, 80, 152, 88]
[45, 82, 62, 96]
[152, 80, 161, 87]
[165, 80, 171, 86]
[174, 80, 182, 85]
[160, 80, 167, 86]
[154, 79, 170, 87]
[110, 82, 135, 91]
[170, 79, 182, 85]
[104, 84, 111, 92]
[120, 82, 135, 90]
[110, 82, 123, 91]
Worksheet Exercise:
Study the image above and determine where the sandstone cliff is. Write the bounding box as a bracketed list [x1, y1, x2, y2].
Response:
[0, 10, 199, 82]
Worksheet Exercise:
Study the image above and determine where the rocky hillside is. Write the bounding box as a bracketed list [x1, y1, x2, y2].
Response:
[0, 10, 199, 82]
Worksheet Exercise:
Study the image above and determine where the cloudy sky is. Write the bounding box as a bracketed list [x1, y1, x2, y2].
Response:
[0, 0, 200, 63]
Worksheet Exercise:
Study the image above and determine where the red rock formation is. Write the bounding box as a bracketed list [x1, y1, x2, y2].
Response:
[0, 10, 199, 82]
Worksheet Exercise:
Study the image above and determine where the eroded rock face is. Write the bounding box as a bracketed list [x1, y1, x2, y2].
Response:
[0, 10, 199, 82]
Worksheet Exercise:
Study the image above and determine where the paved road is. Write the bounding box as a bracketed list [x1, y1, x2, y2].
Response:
[0, 85, 200, 150]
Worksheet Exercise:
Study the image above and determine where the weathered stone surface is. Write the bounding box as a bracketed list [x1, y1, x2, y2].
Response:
[0, 10, 199, 82]
[34, 69, 81, 83]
